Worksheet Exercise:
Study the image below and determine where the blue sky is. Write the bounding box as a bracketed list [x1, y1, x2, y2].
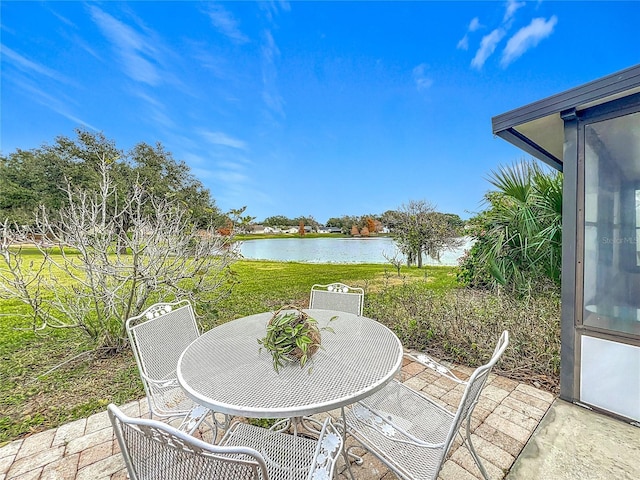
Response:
[1, 1, 639, 223]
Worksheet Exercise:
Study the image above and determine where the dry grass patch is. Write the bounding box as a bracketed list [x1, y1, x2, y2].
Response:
[367, 282, 561, 393]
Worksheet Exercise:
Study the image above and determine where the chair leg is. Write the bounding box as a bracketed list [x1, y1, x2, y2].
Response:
[345, 444, 365, 467]
[213, 413, 232, 432]
[464, 414, 490, 480]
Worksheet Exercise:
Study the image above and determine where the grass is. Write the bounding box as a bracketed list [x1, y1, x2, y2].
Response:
[0, 255, 456, 444]
[1, 249, 561, 445]
[204, 259, 455, 327]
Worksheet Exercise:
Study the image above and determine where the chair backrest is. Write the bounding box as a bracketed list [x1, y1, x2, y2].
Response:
[441, 331, 510, 461]
[309, 282, 364, 316]
[108, 404, 268, 480]
[126, 300, 199, 394]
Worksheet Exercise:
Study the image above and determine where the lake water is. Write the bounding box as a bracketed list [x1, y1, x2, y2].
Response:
[239, 236, 473, 265]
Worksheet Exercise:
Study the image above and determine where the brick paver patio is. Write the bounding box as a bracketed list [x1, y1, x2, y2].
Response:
[0, 354, 555, 480]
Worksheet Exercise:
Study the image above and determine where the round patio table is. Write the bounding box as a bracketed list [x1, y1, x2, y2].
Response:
[177, 309, 403, 419]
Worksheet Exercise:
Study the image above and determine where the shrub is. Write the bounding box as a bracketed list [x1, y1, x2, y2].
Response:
[366, 280, 561, 392]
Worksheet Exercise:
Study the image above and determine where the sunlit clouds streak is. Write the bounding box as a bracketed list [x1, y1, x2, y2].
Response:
[412, 64, 434, 91]
[503, 0, 526, 24]
[261, 29, 285, 117]
[1, 45, 75, 85]
[501, 16, 558, 67]
[0, 45, 96, 128]
[457, 17, 482, 51]
[200, 131, 248, 150]
[467, 1, 556, 69]
[15, 79, 98, 131]
[202, 2, 249, 44]
[89, 5, 163, 86]
[471, 29, 506, 70]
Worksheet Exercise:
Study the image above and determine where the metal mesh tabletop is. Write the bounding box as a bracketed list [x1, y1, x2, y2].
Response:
[177, 310, 403, 418]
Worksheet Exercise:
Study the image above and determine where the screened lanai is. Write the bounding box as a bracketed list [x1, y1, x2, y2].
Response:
[492, 64, 640, 423]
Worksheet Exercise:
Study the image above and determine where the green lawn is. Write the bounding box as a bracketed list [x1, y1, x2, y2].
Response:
[0, 255, 456, 444]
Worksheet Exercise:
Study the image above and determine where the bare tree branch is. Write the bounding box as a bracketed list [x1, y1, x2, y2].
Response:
[0, 155, 239, 351]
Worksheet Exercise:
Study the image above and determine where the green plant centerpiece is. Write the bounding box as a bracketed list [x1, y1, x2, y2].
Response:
[258, 305, 335, 373]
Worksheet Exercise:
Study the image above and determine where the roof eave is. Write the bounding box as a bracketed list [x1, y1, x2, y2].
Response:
[495, 128, 563, 172]
[492, 64, 640, 169]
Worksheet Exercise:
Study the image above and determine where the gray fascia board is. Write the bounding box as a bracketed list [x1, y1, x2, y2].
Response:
[496, 128, 563, 172]
[492, 64, 640, 134]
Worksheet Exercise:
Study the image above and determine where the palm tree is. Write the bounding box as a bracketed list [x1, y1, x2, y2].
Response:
[465, 161, 562, 294]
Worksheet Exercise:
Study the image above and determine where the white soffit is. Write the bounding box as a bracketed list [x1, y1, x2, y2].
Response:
[514, 114, 564, 161]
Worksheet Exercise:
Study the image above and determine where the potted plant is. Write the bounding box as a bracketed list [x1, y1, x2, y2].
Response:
[258, 305, 335, 373]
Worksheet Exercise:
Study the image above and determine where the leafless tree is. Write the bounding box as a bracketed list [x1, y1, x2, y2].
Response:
[0, 155, 239, 352]
[382, 250, 403, 276]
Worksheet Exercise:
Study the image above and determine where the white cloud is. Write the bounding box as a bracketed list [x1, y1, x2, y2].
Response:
[14, 79, 97, 130]
[1, 45, 74, 84]
[212, 170, 249, 184]
[47, 9, 76, 28]
[149, 109, 175, 130]
[504, 0, 526, 23]
[469, 17, 482, 32]
[501, 16, 558, 67]
[262, 90, 285, 116]
[187, 42, 230, 79]
[1, 45, 98, 128]
[412, 64, 434, 91]
[457, 35, 469, 51]
[200, 131, 247, 150]
[457, 17, 482, 50]
[88, 6, 163, 86]
[204, 3, 249, 44]
[259, 1, 291, 22]
[192, 166, 248, 186]
[70, 34, 103, 61]
[261, 29, 285, 117]
[217, 160, 249, 172]
[471, 28, 506, 69]
[262, 29, 280, 64]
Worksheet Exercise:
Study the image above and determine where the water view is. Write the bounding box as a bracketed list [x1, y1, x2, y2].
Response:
[239, 236, 473, 265]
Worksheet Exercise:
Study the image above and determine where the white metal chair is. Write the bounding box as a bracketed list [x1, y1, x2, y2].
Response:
[345, 331, 510, 480]
[309, 282, 364, 316]
[108, 403, 343, 480]
[126, 300, 227, 439]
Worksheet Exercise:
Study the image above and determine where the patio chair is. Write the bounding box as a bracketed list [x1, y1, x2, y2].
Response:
[126, 300, 228, 439]
[108, 403, 343, 480]
[309, 282, 364, 316]
[345, 331, 510, 480]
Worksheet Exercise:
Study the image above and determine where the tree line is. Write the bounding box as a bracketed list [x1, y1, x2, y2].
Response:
[2, 128, 562, 298]
[261, 212, 465, 235]
[0, 129, 228, 230]
[1, 129, 469, 270]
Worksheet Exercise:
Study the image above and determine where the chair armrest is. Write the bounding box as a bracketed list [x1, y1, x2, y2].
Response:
[404, 353, 466, 384]
[350, 403, 445, 449]
[307, 419, 343, 480]
[140, 371, 179, 389]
